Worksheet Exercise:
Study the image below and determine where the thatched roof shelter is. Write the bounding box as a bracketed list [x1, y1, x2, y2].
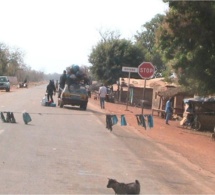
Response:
[157, 87, 193, 99]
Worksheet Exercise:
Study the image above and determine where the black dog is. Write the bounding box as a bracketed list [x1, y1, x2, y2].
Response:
[107, 178, 140, 194]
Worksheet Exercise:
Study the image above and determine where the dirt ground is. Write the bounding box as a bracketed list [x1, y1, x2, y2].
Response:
[8, 85, 215, 175]
[88, 96, 215, 175]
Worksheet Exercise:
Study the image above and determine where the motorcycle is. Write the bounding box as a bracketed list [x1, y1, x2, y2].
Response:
[18, 82, 28, 88]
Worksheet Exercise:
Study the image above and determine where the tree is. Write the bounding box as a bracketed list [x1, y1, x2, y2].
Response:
[157, 1, 215, 95]
[135, 14, 165, 73]
[0, 43, 25, 76]
[0, 43, 10, 75]
[7, 48, 25, 76]
[89, 31, 145, 85]
[0, 42, 45, 82]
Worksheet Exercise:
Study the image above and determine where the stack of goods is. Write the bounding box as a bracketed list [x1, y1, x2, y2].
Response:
[66, 64, 89, 85]
[41, 94, 56, 107]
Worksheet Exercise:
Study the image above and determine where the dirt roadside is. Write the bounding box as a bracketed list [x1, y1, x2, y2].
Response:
[5, 85, 215, 175]
[88, 97, 215, 175]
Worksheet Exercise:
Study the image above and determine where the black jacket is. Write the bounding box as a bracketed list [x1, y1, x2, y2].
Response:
[60, 73, 67, 89]
[46, 81, 56, 95]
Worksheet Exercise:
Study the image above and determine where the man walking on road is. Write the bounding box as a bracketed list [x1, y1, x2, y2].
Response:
[99, 84, 107, 109]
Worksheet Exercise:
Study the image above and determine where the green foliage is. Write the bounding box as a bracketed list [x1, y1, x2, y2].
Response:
[0, 43, 10, 75]
[89, 33, 145, 85]
[0, 43, 24, 76]
[0, 42, 45, 82]
[135, 14, 166, 73]
[157, 1, 215, 95]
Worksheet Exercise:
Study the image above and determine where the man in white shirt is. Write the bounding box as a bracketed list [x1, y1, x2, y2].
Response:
[99, 84, 107, 109]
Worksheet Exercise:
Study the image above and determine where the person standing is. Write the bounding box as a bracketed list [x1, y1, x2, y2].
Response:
[55, 80, 59, 91]
[165, 97, 173, 124]
[58, 70, 67, 98]
[99, 84, 107, 109]
[46, 80, 56, 103]
[60, 70, 67, 89]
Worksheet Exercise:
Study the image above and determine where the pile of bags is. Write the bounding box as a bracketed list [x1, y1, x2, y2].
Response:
[41, 93, 56, 107]
[66, 64, 90, 85]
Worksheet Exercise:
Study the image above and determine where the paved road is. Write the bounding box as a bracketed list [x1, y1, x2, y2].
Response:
[0, 85, 214, 194]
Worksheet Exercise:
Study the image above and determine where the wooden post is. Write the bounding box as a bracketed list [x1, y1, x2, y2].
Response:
[141, 79, 146, 115]
[125, 72, 131, 111]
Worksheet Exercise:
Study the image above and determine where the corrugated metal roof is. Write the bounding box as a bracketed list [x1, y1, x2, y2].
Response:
[184, 97, 215, 103]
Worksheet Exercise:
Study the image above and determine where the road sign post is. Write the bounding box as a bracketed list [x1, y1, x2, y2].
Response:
[122, 67, 138, 111]
[138, 62, 155, 114]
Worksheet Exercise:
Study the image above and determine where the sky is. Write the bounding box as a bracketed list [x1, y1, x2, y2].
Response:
[0, 0, 168, 74]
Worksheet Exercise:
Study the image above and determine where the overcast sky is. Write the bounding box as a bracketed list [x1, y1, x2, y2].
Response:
[0, 0, 168, 74]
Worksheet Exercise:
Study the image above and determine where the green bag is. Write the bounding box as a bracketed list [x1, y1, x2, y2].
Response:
[23, 112, 32, 124]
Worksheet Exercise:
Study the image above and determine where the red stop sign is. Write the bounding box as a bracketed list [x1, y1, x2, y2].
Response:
[138, 62, 155, 79]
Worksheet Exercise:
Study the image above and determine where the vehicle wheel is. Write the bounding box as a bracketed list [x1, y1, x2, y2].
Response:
[187, 124, 192, 130]
[82, 104, 87, 110]
[6, 88, 10, 92]
[80, 103, 87, 110]
[182, 124, 187, 129]
[60, 101, 64, 108]
[191, 121, 201, 131]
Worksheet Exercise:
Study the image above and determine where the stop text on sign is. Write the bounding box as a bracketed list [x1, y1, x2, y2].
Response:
[138, 62, 155, 79]
[139, 67, 154, 74]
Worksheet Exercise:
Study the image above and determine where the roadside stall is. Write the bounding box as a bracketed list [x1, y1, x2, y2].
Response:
[181, 97, 215, 132]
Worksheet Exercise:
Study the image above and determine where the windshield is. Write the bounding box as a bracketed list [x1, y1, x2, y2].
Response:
[0, 77, 7, 82]
[66, 84, 87, 95]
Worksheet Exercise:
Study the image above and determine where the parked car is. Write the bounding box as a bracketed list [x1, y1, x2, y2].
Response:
[58, 83, 88, 110]
[0, 76, 10, 92]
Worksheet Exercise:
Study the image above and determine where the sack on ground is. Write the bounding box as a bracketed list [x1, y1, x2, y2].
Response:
[41, 95, 48, 106]
[23, 112, 32, 124]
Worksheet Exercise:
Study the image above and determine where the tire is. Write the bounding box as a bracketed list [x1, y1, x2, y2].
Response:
[83, 104, 87, 110]
[80, 103, 87, 110]
[187, 124, 192, 130]
[191, 121, 201, 131]
[59, 101, 64, 108]
[182, 123, 189, 129]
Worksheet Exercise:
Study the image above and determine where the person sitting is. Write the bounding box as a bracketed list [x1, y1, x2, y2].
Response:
[180, 102, 193, 126]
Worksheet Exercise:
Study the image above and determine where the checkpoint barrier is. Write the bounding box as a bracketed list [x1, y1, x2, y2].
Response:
[0, 111, 32, 125]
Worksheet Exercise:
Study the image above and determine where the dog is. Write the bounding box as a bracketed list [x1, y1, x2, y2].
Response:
[211, 133, 215, 141]
[107, 178, 140, 194]
[94, 94, 98, 100]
